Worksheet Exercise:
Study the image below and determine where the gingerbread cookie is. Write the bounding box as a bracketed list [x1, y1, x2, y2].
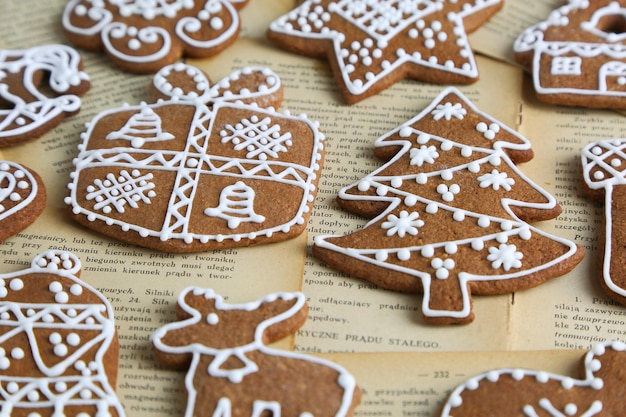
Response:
[151, 287, 361, 416]
[514, 0, 626, 109]
[581, 138, 626, 306]
[313, 87, 584, 325]
[62, 0, 250, 74]
[267, 0, 503, 104]
[0, 160, 46, 243]
[440, 340, 626, 416]
[0, 45, 90, 147]
[0, 250, 125, 417]
[65, 64, 325, 252]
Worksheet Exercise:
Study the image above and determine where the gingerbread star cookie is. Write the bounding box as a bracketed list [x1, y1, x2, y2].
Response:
[152, 287, 361, 416]
[267, 0, 503, 104]
[0, 160, 46, 243]
[313, 87, 584, 325]
[440, 341, 626, 416]
[514, 0, 626, 108]
[0, 250, 125, 417]
[65, 64, 325, 252]
[581, 138, 626, 306]
[62, 0, 250, 73]
[0, 45, 90, 147]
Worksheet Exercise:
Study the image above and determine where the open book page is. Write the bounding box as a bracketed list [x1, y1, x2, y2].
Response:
[509, 77, 626, 350]
[471, 0, 562, 64]
[329, 348, 584, 416]
[188, 38, 527, 352]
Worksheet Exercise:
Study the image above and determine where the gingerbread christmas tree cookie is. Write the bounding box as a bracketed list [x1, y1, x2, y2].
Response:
[267, 0, 503, 104]
[152, 287, 361, 416]
[313, 87, 584, 325]
[0, 250, 125, 417]
[65, 64, 325, 252]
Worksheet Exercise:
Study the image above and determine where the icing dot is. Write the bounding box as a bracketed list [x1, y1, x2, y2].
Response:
[375, 250, 388, 262]
[471, 239, 484, 251]
[70, 284, 83, 296]
[477, 217, 490, 228]
[207, 313, 219, 325]
[6, 382, 18, 394]
[564, 404, 577, 415]
[453, 211, 465, 222]
[9, 279, 23, 291]
[67, 333, 81, 346]
[27, 390, 39, 402]
[397, 249, 411, 261]
[421, 245, 435, 258]
[55, 382, 68, 393]
[11, 348, 24, 360]
[49, 333, 62, 345]
[54, 344, 68, 357]
[49, 281, 63, 293]
[55, 292, 70, 304]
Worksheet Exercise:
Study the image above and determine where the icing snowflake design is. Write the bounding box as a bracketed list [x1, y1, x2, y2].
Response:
[268, 0, 503, 102]
[431, 101, 467, 121]
[382, 210, 424, 237]
[487, 243, 523, 271]
[219, 115, 293, 160]
[62, 0, 249, 72]
[410, 144, 439, 166]
[477, 169, 515, 191]
[86, 169, 156, 214]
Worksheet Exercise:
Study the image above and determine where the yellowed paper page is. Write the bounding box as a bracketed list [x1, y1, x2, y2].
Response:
[328, 348, 584, 416]
[190, 38, 530, 352]
[511, 77, 626, 350]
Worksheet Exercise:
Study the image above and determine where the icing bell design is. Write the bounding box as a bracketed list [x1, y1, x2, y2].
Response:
[65, 64, 325, 252]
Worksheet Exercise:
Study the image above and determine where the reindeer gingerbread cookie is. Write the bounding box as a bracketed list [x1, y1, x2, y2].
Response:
[440, 340, 626, 416]
[0, 45, 90, 147]
[0, 250, 125, 417]
[152, 287, 361, 417]
[581, 138, 626, 306]
[65, 63, 325, 252]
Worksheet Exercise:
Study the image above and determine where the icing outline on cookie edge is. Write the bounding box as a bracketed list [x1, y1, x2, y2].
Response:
[0, 250, 125, 417]
[513, 0, 626, 106]
[313, 87, 582, 322]
[151, 287, 359, 417]
[268, 0, 503, 102]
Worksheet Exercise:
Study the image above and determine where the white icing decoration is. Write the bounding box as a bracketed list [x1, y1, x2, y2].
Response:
[62, 0, 241, 71]
[66, 65, 324, 247]
[219, 115, 293, 160]
[0, 251, 124, 417]
[381, 210, 424, 237]
[204, 181, 266, 228]
[0, 45, 88, 142]
[432, 102, 467, 121]
[151, 287, 358, 417]
[513, 0, 626, 105]
[268, 0, 501, 100]
[85, 169, 156, 214]
[106, 105, 175, 148]
[409, 144, 439, 166]
[440, 341, 626, 417]
[314, 87, 580, 321]
[0, 161, 38, 222]
[581, 138, 626, 299]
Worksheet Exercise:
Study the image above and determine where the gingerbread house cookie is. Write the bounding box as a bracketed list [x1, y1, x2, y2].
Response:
[267, 0, 504, 104]
[0, 250, 125, 417]
[313, 87, 584, 325]
[65, 64, 325, 252]
[440, 341, 626, 416]
[0, 45, 90, 147]
[62, 0, 250, 73]
[514, 0, 626, 108]
[152, 287, 361, 416]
